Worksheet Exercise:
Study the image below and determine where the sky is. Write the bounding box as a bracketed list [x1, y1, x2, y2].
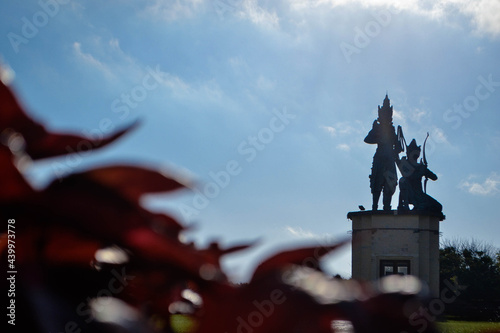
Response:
[1, 0, 499, 281]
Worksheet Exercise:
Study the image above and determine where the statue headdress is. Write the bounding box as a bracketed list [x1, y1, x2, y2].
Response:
[406, 139, 421, 160]
[378, 94, 393, 122]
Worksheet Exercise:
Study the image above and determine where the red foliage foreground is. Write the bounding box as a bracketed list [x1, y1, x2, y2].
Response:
[0, 74, 438, 333]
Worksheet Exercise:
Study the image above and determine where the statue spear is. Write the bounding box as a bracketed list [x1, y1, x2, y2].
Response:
[422, 132, 429, 193]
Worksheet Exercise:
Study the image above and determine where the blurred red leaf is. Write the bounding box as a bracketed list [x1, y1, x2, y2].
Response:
[197, 266, 338, 333]
[37, 165, 187, 237]
[25, 121, 138, 160]
[150, 212, 187, 239]
[198, 241, 255, 269]
[42, 227, 102, 266]
[0, 79, 137, 160]
[124, 227, 211, 278]
[84, 165, 187, 202]
[0, 146, 33, 202]
[252, 239, 349, 280]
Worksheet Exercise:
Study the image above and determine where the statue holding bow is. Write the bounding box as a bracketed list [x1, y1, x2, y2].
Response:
[396, 136, 442, 213]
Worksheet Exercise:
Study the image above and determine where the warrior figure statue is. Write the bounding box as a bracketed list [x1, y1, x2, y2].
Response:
[397, 138, 442, 213]
[364, 95, 403, 211]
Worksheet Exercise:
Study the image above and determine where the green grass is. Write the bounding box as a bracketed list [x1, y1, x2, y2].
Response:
[170, 314, 198, 333]
[438, 321, 500, 333]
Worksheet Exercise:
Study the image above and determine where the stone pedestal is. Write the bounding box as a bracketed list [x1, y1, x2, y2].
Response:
[347, 210, 444, 298]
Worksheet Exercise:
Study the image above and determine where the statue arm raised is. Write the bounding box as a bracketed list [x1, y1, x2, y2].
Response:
[364, 120, 379, 144]
[424, 168, 438, 181]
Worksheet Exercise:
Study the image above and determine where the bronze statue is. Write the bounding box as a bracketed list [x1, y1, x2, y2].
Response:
[397, 138, 442, 213]
[364, 95, 403, 211]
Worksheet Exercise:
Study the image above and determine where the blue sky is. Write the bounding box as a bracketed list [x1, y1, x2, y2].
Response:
[1, 0, 500, 280]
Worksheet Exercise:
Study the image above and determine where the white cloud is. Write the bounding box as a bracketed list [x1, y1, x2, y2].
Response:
[460, 172, 500, 196]
[288, 0, 500, 38]
[337, 124, 356, 135]
[238, 0, 280, 29]
[141, 0, 205, 22]
[392, 109, 406, 124]
[409, 108, 428, 123]
[136, 0, 500, 37]
[460, 0, 500, 37]
[337, 143, 351, 151]
[141, 69, 225, 103]
[321, 121, 364, 137]
[285, 226, 317, 238]
[320, 122, 364, 152]
[72, 42, 113, 78]
[141, 0, 279, 29]
[71, 38, 144, 82]
[430, 127, 449, 145]
[321, 125, 336, 136]
[71, 37, 226, 106]
[161, 73, 192, 96]
[256, 75, 276, 91]
[283, 226, 339, 249]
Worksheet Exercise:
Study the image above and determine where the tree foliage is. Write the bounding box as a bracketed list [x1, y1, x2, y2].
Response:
[440, 239, 500, 321]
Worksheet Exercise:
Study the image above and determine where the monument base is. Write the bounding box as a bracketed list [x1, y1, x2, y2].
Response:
[347, 210, 444, 298]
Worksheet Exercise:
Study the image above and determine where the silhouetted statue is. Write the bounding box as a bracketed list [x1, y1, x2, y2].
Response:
[397, 139, 442, 213]
[364, 95, 403, 211]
